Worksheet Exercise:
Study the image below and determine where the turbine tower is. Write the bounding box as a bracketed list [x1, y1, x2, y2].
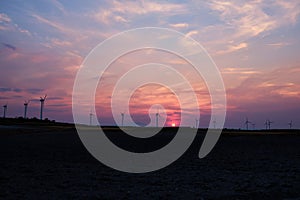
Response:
[89, 110, 93, 126]
[213, 119, 216, 129]
[264, 119, 269, 130]
[24, 100, 30, 119]
[3, 104, 7, 118]
[252, 123, 255, 130]
[288, 120, 293, 129]
[268, 120, 273, 130]
[245, 117, 251, 130]
[195, 118, 199, 129]
[155, 109, 160, 127]
[121, 112, 124, 126]
[39, 94, 47, 120]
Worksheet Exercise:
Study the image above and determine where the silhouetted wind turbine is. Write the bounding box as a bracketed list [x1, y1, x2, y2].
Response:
[268, 120, 273, 130]
[252, 123, 255, 130]
[39, 94, 47, 120]
[3, 104, 7, 118]
[24, 100, 30, 119]
[288, 120, 293, 129]
[121, 112, 124, 126]
[213, 119, 216, 129]
[155, 109, 160, 127]
[264, 119, 269, 130]
[245, 117, 251, 130]
[195, 118, 199, 129]
[89, 110, 93, 126]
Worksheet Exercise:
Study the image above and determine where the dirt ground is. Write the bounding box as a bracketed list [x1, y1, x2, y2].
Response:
[0, 125, 299, 199]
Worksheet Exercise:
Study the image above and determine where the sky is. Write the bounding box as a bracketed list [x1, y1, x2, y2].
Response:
[0, 0, 300, 129]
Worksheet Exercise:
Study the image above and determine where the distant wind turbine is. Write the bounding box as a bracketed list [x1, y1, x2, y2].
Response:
[264, 119, 269, 130]
[121, 112, 124, 126]
[288, 120, 293, 129]
[24, 100, 30, 119]
[213, 119, 216, 129]
[3, 104, 7, 118]
[89, 110, 93, 126]
[155, 109, 160, 127]
[39, 94, 47, 120]
[195, 118, 199, 129]
[252, 123, 255, 130]
[268, 120, 273, 130]
[245, 117, 251, 130]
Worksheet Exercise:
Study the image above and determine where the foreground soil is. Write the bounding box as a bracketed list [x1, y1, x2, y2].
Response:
[0, 124, 299, 199]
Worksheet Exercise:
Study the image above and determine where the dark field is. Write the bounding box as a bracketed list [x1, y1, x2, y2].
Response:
[0, 122, 299, 199]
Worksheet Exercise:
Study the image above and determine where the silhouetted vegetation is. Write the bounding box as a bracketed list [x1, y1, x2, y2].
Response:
[0, 117, 68, 127]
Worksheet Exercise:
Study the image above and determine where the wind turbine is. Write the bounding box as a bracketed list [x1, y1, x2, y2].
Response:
[268, 120, 273, 130]
[89, 110, 93, 126]
[245, 117, 251, 130]
[39, 94, 47, 120]
[252, 123, 255, 130]
[213, 119, 216, 129]
[195, 118, 199, 129]
[121, 112, 124, 126]
[264, 119, 269, 130]
[24, 100, 30, 119]
[3, 104, 7, 118]
[155, 109, 160, 127]
[288, 120, 293, 129]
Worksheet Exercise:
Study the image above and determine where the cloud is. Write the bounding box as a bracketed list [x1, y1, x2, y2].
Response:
[199, 0, 300, 54]
[0, 87, 11, 92]
[31, 14, 69, 33]
[217, 42, 247, 54]
[26, 88, 45, 94]
[185, 30, 198, 38]
[266, 42, 290, 47]
[221, 67, 261, 75]
[0, 13, 32, 36]
[0, 87, 46, 94]
[51, 0, 66, 14]
[44, 38, 72, 48]
[208, 0, 274, 37]
[92, 0, 187, 25]
[169, 23, 189, 29]
[275, 1, 300, 24]
[2, 43, 16, 51]
[111, 1, 187, 15]
[0, 13, 11, 23]
[0, 13, 12, 31]
[227, 66, 300, 112]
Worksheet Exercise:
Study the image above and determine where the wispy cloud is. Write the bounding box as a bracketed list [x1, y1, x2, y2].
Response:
[217, 42, 247, 54]
[275, 0, 300, 24]
[92, 0, 187, 25]
[185, 30, 198, 38]
[31, 14, 69, 33]
[50, 0, 66, 15]
[227, 66, 300, 108]
[266, 42, 290, 47]
[222, 67, 261, 75]
[2, 43, 16, 51]
[199, 0, 300, 54]
[111, 1, 187, 15]
[0, 13, 11, 23]
[0, 87, 11, 92]
[0, 13, 31, 35]
[169, 23, 189, 29]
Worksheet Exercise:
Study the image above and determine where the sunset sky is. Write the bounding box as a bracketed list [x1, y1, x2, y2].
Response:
[1, 0, 300, 129]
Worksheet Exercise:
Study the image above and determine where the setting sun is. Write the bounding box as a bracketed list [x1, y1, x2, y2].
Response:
[172, 123, 176, 127]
